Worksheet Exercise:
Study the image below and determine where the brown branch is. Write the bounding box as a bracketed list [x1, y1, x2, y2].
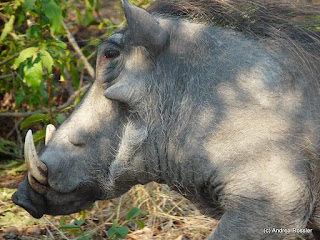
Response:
[6, 119, 23, 139]
[14, 118, 23, 157]
[47, 71, 54, 124]
[0, 110, 46, 118]
[0, 150, 21, 159]
[56, 83, 91, 111]
[0, 52, 20, 66]
[0, 43, 33, 66]
[62, 21, 95, 78]
[0, 73, 15, 80]
[0, 83, 92, 118]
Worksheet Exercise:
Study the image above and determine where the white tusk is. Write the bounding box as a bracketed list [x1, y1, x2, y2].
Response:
[25, 130, 48, 185]
[27, 172, 48, 194]
[45, 124, 56, 145]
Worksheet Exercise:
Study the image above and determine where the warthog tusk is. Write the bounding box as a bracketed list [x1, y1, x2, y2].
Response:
[45, 124, 56, 145]
[27, 172, 48, 194]
[25, 130, 48, 185]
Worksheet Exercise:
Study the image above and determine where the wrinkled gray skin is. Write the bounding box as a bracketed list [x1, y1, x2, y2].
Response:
[12, 1, 320, 239]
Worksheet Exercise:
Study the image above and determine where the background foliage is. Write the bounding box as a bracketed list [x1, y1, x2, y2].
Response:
[0, 0, 153, 152]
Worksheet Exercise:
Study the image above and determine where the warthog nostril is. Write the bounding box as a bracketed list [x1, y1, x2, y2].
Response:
[68, 130, 88, 146]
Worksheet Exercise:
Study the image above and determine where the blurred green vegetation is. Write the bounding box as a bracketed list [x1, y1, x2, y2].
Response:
[0, 0, 154, 158]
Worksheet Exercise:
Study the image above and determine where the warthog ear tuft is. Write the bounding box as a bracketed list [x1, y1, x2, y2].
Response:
[122, 0, 169, 55]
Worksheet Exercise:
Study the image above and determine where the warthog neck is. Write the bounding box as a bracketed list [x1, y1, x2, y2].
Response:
[139, 128, 225, 219]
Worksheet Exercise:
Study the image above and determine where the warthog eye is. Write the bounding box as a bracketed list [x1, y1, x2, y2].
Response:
[105, 49, 120, 59]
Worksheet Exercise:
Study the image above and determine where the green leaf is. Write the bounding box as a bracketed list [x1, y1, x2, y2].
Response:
[59, 224, 81, 230]
[43, 0, 63, 34]
[0, 15, 15, 42]
[80, 210, 87, 220]
[39, 81, 46, 98]
[17, 14, 26, 27]
[15, 89, 25, 106]
[68, 228, 80, 237]
[85, 0, 94, 10]
[24, 61, 43, 89]
[112, 219, 118, 228]
[0, 138, 18, 156]
[56, 115, 66, 124]
[107, 227, 116, 237]
[83, 11, 94, 26]
[133, 219, 145, 229]
[14, 47, 38, 69]
[71, 5, 82, 25]
[47, 40, 67, 49]
[27, 25, 41, 39]
[14, 0, 24, 9]
[23, 0, 36, 11]
[20, 114, 50, 130]
[39, 49, 54, 72]
[77, 235, 91, 240]
[107, 226, 128, 239]
[126, 207, 142, 220]
[33, 129, 46, 144]
[60, 216, 67, 225]
[73, 218, 85, 226]
[115, 227, 129, 238]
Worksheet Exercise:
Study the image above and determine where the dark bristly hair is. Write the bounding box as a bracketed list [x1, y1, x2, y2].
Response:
[148, 0, 320, 85]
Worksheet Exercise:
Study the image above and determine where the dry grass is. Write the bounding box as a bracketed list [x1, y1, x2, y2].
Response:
[70, 183, 216, 239]
[0, 182, 217, 239]
[97, 183, 217, 239]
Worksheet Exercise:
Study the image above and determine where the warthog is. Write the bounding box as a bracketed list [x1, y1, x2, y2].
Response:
[12, 0, 320, 239]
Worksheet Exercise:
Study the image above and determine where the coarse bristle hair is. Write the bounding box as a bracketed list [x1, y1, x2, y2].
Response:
[148, 0, 320, 85]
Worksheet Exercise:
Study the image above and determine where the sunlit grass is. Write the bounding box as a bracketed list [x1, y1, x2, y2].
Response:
[0, 180, 216, 239]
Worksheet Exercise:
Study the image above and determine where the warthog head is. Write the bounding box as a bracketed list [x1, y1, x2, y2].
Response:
[12, 0, 171, 218]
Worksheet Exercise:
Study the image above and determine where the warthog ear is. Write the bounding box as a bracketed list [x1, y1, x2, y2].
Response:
[104, 77, 143, 103]
[122, 0, 169, 55]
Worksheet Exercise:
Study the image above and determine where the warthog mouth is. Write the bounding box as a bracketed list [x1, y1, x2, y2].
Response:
[12, 176, 96, 218]
[12, 125, 97, 218]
